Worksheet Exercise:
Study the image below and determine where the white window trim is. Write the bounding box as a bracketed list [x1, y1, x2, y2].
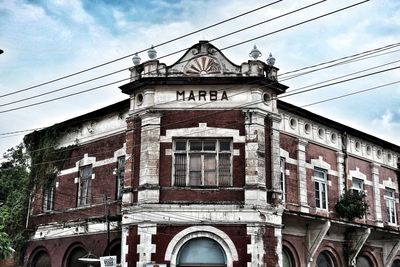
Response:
[314, 168, 328, 210]
[77, 164, 92, 207]
[164, 226, 238, 267]
[280, 157, 286, 203]
[172, 139, 233, 187]
[385, 187, 397, 225]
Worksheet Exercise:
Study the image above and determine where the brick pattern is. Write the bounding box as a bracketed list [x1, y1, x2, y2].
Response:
[264, 226, 278, 266]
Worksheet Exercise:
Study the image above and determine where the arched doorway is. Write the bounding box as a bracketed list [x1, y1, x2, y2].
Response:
[30, 250, 51, 267]
[282, 247, 294, 267]
[316, 251, 335, 267]
[177, 238, 226, 267]
[356, 256, 372, 267]
[392, 259, 400, 267]
[64, 245, 98, 267]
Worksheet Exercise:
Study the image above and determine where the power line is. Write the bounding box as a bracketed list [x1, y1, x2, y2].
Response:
[0, 0, 283, 99]
[0, 0, 326, 109]
[0, 1, 369, 115]
[0, 39, 398, 139]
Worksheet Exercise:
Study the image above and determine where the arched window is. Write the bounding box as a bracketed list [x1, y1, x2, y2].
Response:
[392, 259, 400, 267]
[177, 238, 226, 267]
[282, 247, 294, 267]
[356, 256, 372, 267]
[316, 251, 334, 267]
[31, 250, 51, 267]
[65, 246, 91, 267]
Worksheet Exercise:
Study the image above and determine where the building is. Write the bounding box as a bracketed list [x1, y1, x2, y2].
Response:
[24, 41, 400, 267]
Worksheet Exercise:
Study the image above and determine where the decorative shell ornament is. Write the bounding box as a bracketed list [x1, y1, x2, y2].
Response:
[184, 56, 221, 75]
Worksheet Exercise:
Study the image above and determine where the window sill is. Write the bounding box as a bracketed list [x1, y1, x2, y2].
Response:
[165, 186, 243, 191]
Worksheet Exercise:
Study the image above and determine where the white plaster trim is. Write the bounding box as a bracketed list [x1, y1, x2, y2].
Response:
[76, 154, 96, 168]
[160, 123, 245, 143]
[310, 156, 331, 170]
[32, 222, 119, 240]
[349, 167, 367, 181]
[114, 143, 126, 159]
[164, 226, 238, 267]
[383, 177, 396, 189]
[121, 226, 129, 267]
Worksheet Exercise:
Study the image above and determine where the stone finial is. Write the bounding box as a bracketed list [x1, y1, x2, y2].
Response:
[249, 45, 262, 60]
[147, 45, 157, 59]
[132, 53, 141, 66]
[267, 53, 276, 66]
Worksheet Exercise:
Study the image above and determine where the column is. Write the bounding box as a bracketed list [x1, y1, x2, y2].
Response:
[297, 138, 309, 213]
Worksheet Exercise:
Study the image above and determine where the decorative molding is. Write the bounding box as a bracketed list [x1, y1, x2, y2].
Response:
[164, 226, 238, 267]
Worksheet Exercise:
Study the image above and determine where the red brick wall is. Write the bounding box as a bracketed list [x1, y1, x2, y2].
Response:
[30, 134, 125, 225]
[126, 226, 139, 267]
[306, 143, 337, 171]
[264, 226, 278, 266]
[24, 232, 120, 267]
[280, 134, 298, 160]
[151, 225, 250, 267]
[160, 110, 245, 136]
[124, 117, 141, 203]
[158, 110, 246, 203]
[285, 160, 299, 210]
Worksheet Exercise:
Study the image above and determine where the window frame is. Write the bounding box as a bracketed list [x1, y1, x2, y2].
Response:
[280, 157, 286, 203]
[43, 178, 56, 212]
[172, 139, 233, 187]
[116, 156, 125, 200]
[385, 187, 397, 225]
[314, 168, 328, 210]
[77, 164, 92, 207]
[352, 178, 364, 194]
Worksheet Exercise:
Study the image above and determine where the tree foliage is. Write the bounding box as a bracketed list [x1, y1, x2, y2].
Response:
[335, 189, 369, 221]
[0, 144, 30, 260]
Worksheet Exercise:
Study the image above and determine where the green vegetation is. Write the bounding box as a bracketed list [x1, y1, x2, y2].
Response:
[335, 189, 369, 221]
[0, 144, 29, 260]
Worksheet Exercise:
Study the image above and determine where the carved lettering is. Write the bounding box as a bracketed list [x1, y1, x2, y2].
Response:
[177, 91, 185, 101]
[210, 90, 217, 101]
[199, 91, 207, 101]
[176, 90, 228, 101]
[188, 90, 195, 101]
[221, 91, 228, 101]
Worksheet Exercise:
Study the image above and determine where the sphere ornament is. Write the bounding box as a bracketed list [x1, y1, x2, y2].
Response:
[147, 45, 157, 59]
[249, 45, 262, 60]
[132, 53, 141, 66]
[267, 53, 276, 66]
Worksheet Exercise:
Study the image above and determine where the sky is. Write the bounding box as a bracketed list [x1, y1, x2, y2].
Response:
[0, 0, 400, 156]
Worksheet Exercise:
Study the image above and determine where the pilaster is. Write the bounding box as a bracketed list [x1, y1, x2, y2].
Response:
[336, 151, 345, 195]
[270, 114, 283, 204]
[371, 162, 383, 227]
[297, 138, 309, 212]
[138, 111, 161, 203]
[121, 226, 129, 267]
[247, 225, 265, 267]
[137, 223, 157, 266]
[244, 111, 267, 206]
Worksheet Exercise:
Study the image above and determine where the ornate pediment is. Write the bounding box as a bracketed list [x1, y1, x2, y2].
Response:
[167, 41, 241, 77]
[183, 55, 222, 76]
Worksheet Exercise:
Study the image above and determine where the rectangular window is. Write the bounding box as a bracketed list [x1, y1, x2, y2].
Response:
[352, 178, 364, 193]
[385, 188, 397, 224]
[116, 156, 125, 200]
[280, 158, 286, 202]
[78, 165, 92, 206]
[314, 168, 328, 210]
[173, 139, 232, 186]
[43, 179, 55, 212]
